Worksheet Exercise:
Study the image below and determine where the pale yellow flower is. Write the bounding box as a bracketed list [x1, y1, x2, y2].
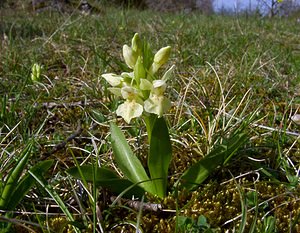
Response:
[116, 86, 144, 123]
[116, 100, 143, 124]
[144, 80, 171, 117]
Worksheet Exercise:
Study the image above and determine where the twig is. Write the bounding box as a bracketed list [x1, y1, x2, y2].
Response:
[110, 196, 162, 212]
[33, 100, 103, 109]
[0, 215, 44, 232]
[43, 121, 83, 157]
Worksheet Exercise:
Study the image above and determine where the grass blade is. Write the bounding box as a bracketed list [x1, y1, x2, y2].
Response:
[28, 170, 80, 233]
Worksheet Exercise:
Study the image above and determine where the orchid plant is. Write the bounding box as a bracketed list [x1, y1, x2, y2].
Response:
[68, 33, 249, 200]
[102, 33, 174, 198]
[69, 33, 174, 199]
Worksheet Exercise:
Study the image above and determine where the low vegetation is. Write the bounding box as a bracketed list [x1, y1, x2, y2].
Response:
[0, 3, 300, 232]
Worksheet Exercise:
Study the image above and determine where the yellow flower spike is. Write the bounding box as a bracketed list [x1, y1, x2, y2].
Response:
[102, 33, 174, 122]
[123, 44, 137, 69]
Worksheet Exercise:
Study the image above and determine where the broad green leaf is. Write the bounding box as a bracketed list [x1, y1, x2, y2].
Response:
[180, 145, 227, 191]
[0, 141, 33, 209]
[148, 117, 172, 198]
[181, 132, 248, 191]
[7, 160, 54, 210]
[67, 165, 145, 198]
[110, 123, 154, 194]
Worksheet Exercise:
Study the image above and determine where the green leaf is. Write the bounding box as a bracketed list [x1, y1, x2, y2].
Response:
[67, 165, 145, 198]
[263, 216, 276, 233]
[110, 123, 154, 194]
[148, 117, 172, 198]
[7, 160, 54, 210]
[180, 144, 227, 191]
[0, 141, 33, 209]
[177, 216, 193, 231]
[197, 215, 209, 228]
[181, 132, 248, 191]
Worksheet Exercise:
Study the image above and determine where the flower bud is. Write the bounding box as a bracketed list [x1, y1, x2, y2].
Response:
[149, 46, 171, 75]
[123, 44, 137, 69]
[131, 33, 141, 53]
[153, 46, 171, 66]
[31, 63, 41, 82]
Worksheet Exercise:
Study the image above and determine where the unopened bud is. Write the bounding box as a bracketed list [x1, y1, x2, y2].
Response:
[131, 33, 141, 53]
[31, 63, 41, 82]
[123, 44, 137, 69]
[153, 46, 171, 66]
